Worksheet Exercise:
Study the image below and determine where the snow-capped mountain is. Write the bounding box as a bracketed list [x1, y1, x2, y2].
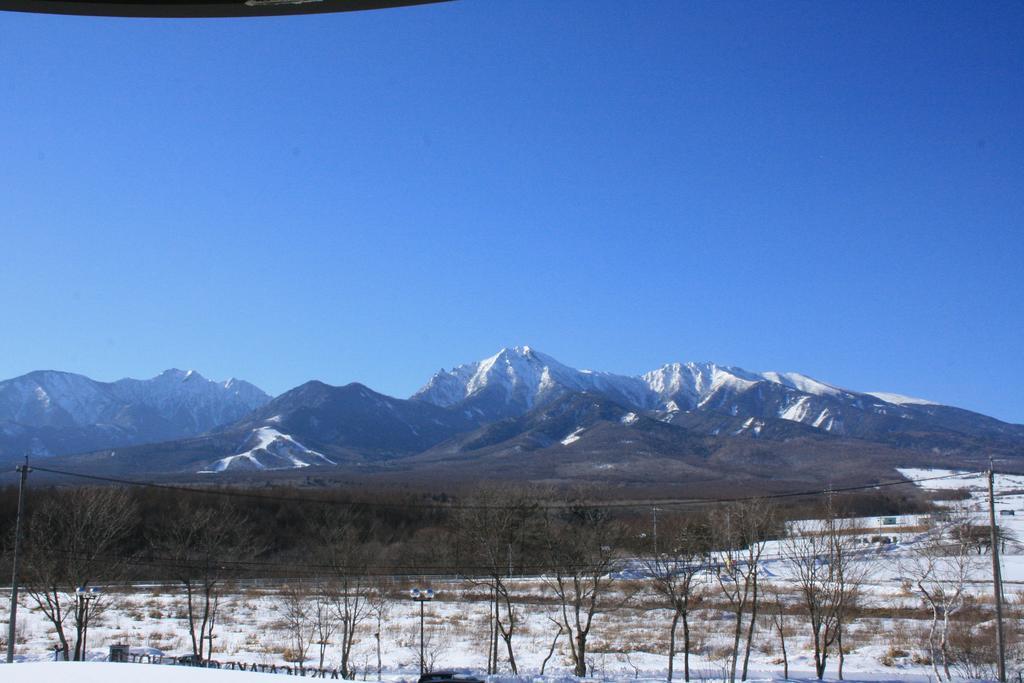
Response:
[642, 362, 848, 411]
[412, 347, 1024, 442]
[412, 347, 855, 426]
[413, 346, 653, 420]
[111, 369, 269, 433]
[0, 369, 271, 459]
[30, 348, 1024, 484]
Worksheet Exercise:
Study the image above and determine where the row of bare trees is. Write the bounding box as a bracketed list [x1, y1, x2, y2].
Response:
[14, 488, 249, 662]
[21, 487, 135, 661]
[644, 498, 995, 683]
[452, 489, 777, 681]
[453, 489, 624, 678]
[5, 485, 1005, 680]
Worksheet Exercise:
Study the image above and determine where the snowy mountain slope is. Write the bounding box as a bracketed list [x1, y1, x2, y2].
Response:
[412, 346, 652, 420]
[406, 391, 945, 490]
[866, 391, 937, 406]
[0, 370, 125, 428]
[409, 391, 710, 465]
[0, 369, 271, 460]
[414, 348, 867, 428]
[17, 349, 1023, 482]
[412, 347, 1024, 443]
[112, 369, 269, 433]
[229, 380, 479, 457]
[199, 427, 335, 473]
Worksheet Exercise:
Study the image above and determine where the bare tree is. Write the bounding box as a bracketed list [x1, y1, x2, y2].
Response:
[783, 497, 873, 680]
[955, 521, 1016, 555]
[765, 583, 790, 680]
[311, 577, 341, 670]
[401, 622, 450, 674]
[643, 514, 710, 681]
[149, 503, 252, 661]
[542, 498, 624, 677]
[455, 488, 541, 674]
[539, 616, 566, 676]
[833, 520, 872, 681]
[899, 506, 982, 680]
[712, 498, 774, 682]
[317, 508, 374, 679]
[281, 582, 316, 666]
[23, 487, 135, 661]
[366, 577, 392, 680]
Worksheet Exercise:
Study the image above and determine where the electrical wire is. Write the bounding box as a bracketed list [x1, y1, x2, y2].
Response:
[17, 464, 975, 511]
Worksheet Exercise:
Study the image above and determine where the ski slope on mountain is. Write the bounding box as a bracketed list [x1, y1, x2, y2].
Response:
[199, 427, 335, 473]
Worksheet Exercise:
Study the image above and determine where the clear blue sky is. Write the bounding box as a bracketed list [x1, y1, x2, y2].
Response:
[1, 1, 1021, 422]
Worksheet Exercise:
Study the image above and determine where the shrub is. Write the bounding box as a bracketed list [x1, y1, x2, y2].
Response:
[948, 622, 998, 680]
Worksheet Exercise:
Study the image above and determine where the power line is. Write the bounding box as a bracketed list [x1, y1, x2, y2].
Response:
[18, 464, 975, 512]
[11, 467, 990, 584]
[34, 547, 628, 576]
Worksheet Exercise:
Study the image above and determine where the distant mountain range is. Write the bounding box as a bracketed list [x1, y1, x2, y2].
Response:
[0, 369, 269, 458]
[3, 348, 1022, 490]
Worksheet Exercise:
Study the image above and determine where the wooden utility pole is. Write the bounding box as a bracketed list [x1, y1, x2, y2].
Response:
[988, 461, 1006, 682]
[6, 456, 30, 663]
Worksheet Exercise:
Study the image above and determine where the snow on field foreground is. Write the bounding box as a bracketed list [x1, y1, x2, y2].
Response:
[4, 468, 1019, 682]
[1, 661, 281, 682]
[0, 661, 945, 683]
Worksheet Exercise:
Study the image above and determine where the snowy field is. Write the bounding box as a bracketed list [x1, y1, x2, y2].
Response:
[5, 661, 283, 682]
[3, 469, 1022, 682]
[0, 661, 947, 683]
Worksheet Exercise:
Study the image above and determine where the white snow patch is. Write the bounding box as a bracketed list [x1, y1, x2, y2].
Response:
[199, 427, 335, 474]
[867, 392, 938, 406]
[560, 427, 585, 446]
[761, 371, 843, 397]
[4, 662, 282, 682]
[733, 417, 765, 436]
[779, 395, 811, 423]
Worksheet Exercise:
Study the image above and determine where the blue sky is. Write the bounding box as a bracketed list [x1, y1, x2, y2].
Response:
[1, 1, 1021, 422]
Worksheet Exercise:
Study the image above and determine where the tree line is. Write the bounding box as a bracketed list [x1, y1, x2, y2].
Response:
[4, 480, 1007, 682]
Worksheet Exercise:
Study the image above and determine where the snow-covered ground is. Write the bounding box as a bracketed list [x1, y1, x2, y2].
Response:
[0, 660, 948, 683]
[2, 468, 1019, 681]
[3, 661, 282, 682]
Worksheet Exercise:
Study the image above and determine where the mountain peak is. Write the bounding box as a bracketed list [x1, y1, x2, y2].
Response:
[157, 368, 202, 381]
[490, 345, 546, 363]
[412, 346, 652, 418]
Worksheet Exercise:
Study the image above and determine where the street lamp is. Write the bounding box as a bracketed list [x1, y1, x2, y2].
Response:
[409, 587, 434, 675]
[75, 587, 101, 660]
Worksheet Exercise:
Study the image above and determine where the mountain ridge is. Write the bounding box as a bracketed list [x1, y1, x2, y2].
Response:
[3, 348, 1022, 484]
[0, 368, 271, 459]
[410, 347, 1024, 439]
